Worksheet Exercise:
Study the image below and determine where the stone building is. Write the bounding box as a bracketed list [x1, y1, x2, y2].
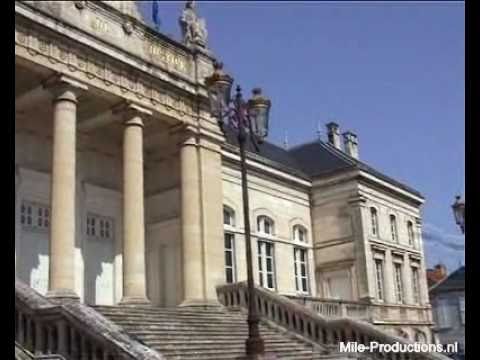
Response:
[429, 266, 465, 359]
[15, 1, 443, 359]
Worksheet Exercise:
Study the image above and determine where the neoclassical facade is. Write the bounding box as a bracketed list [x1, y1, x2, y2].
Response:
[15, 0, 433, 345]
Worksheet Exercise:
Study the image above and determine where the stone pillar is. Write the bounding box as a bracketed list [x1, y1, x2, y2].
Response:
[349, 196, 375, 301]
[177, 131, 224, 307]
[45, 75, 87, 300]
[178, 133, 204, 306]
[384, 249, 396, 304]
[197, 138, 224, 304]
[118, 104, 151, 305]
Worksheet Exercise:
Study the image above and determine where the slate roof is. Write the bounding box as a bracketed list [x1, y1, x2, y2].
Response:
[223, 126, 423, 199]
[430, 266, 465, 294]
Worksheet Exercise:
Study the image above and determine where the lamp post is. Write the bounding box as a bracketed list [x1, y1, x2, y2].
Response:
[205, 61, 271, 358]
[451, 195, 465, 234]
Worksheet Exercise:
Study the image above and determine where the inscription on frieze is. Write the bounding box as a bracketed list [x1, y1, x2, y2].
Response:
[15, 22, 196, 123]
[147, 42, 188, 74]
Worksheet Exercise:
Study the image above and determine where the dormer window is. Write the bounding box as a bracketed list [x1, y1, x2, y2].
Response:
[257, 215, 274, 236]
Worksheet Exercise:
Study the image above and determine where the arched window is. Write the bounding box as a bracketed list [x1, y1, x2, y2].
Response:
[257, 215, 275, 235]
[293, 225, 308, 242]
[223, 206, 236, 283]
[223, 206, 235, 227]
[370, 208, 379, 237]
[390, 214, 398, 242]
[407, 221, 415, 246]
[415, 331, 427, 343]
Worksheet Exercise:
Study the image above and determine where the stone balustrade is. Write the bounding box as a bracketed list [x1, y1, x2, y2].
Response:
[15, 279, 164, 360]
[287, 295, 432, 324]
[217, 282, 450, 360]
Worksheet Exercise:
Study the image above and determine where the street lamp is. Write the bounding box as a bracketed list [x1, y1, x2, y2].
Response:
[205, 61, 271, 358]
[451, 195, 465, 234]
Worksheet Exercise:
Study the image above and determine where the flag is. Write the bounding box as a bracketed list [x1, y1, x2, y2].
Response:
[152, 1, 160, 31]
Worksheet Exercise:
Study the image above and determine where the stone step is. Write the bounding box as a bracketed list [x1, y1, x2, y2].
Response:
[93, 305, 328, 360]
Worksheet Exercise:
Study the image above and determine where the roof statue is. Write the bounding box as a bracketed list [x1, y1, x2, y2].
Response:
[179, 0, 208, 48]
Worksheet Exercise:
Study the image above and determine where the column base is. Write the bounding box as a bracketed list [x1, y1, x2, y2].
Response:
[179, 298, 222, 307]
[46, 289, 80, 302]
[118, 296, 151, 306]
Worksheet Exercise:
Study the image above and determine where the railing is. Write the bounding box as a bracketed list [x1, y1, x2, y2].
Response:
[287, 295, 432, 325]
[15, 279, 163, 360]
[287, 296, 370, 320]
[217, 282, 451, 360]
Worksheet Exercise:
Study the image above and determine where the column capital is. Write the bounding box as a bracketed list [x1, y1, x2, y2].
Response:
[113, 102, 152, 127]
[43, 74, 88, 102]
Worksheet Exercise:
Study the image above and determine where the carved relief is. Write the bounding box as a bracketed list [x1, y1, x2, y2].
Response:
[15, 24, 195, 123]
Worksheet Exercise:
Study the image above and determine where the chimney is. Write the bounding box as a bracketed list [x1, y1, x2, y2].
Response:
[427, 264, 448, 287]
[343, 131, 359, 159]
[326, 122, 341, 150]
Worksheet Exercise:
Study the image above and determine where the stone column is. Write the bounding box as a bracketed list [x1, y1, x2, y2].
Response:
[178, 132, 205, 306]
[197, 138, 224, 304]
[45, 75, 87, 300]
[119, 104, 151, 305]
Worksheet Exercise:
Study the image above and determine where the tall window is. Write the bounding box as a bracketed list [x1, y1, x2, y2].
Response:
[224, 233, 236, 283]
[458, 296, 465, 325]
[294, 248, 308, 293]
[293, 225, 307, 242]
[407, 221, 415, 246]
[412, 267, 420, 304]
[374, 259, 385, 301]
[370, 208, 379, 237]
[86, 213, 114, 240]
[223, 206, 236, 284]
[258, 241, 275, 290]
[394, 263, 404, 303]
[20, 201, 50, 231]
[390, 215, 398, 242]
[257, 215, 274, 235]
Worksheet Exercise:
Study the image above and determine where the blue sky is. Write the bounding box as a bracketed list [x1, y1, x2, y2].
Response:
[138, 1, 465, 272]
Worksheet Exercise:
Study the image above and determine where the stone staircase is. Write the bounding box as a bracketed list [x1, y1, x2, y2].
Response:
[93, 305, 338, 360]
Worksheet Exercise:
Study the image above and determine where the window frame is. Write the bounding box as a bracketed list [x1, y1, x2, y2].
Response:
[85, 213, 115, 241]
[374, 258, 385, 302]
[407, 220, 415, 247]
[370, 207, 379, 237]
[293, 247, 309, 294]
[389, 214, 399, 243]
[223, 206, 235, 227]
[394, 262, 404, 304]
[224, 232, 237, 284]
[20, 200, 50, 232]
[257, 215, 275, 236]
[411, 266, 421, 304]
[257, 240, 276, 290]
[293, 224, 308, 243]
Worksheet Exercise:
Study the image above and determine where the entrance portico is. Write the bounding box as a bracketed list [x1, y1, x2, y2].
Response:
[15, 0, 225, 307]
